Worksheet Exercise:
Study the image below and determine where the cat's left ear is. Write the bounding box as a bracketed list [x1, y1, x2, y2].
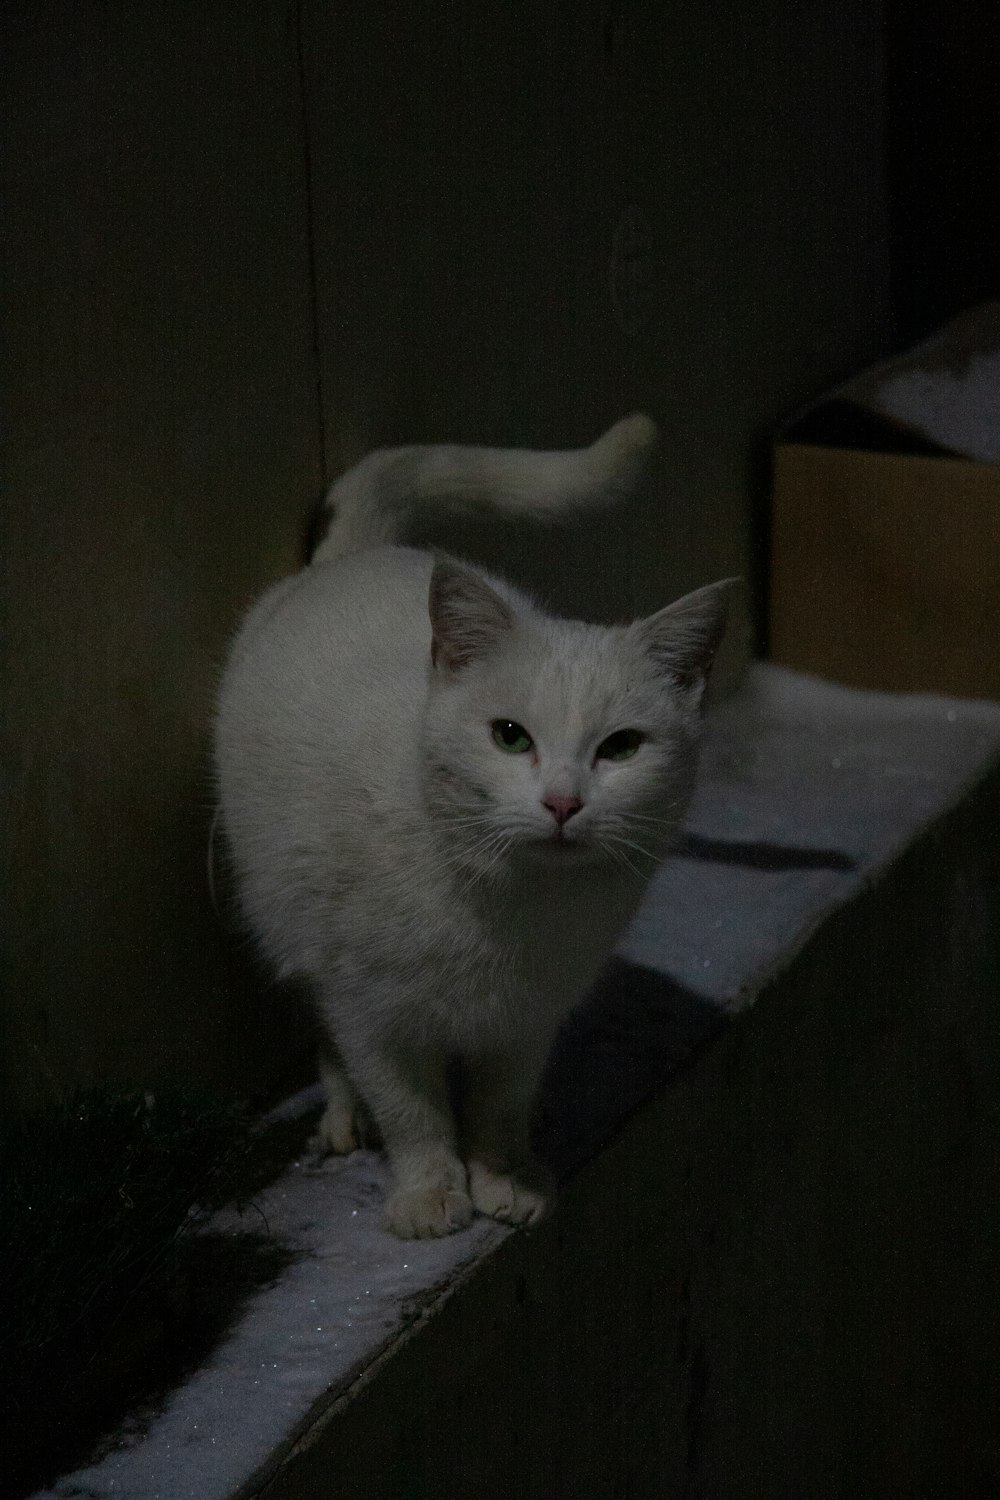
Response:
[634, 578, 739, 706]
[429, 558, 514, 675]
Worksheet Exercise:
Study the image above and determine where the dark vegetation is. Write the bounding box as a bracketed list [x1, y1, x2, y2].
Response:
[0, 1086, 309, 1497]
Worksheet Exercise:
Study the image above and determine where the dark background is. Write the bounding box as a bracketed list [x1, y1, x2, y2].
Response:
[2, 0, 996, 1113]
[888, 0, 999, 341]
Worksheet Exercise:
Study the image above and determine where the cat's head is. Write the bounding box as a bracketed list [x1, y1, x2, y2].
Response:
[421, 558, 735, 879]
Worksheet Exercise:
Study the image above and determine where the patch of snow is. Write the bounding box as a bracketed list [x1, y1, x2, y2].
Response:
[621, 664, 1000, 1004]
[33, 1153, 506, 1500]
[873, 351, 1000, 463]
[35, 664, 1000, 1499]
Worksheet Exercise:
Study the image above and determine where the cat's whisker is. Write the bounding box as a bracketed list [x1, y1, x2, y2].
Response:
[434, 813, 503, 842]
[436, 824, 517, 888]
[596, 837, 647, 882]
[602, 840, 656, 876]
[619, 809, 686, 829]
[622, 815, 681, 830]
[462, 834, 517, 889]
[599, 829, 659, 862]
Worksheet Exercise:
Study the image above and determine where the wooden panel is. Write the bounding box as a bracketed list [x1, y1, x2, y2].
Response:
[2, 0, 898, 1109]
[302, 0, 892, 646]
[248, 771, 1000, 1498]
[1, 4, 322, 1108]
[771, 443, 1000, 697]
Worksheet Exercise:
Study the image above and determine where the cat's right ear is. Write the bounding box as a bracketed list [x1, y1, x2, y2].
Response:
[428, 558, 514, 675]
[634, 578, 739, 706]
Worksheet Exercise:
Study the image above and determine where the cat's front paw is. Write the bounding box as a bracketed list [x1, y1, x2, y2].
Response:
[383, 1182, 474, 1239]
[468, 1159, 553, 1227]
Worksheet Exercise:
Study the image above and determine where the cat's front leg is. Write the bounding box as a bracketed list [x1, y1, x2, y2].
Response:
[462, 1049, 556, 1228]
[335, 1029, 473, 1239]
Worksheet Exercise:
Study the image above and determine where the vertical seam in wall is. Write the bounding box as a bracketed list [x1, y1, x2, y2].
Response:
[294, 0, 329, 491]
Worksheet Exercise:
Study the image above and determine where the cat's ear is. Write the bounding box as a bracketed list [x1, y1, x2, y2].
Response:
[429, 558, 514, 674]
[634, 578, 739, 705]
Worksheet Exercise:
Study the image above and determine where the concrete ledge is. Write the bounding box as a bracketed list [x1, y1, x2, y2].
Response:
[38, 666, 1000, 1498]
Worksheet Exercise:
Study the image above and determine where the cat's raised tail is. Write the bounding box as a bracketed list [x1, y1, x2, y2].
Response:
[311, 414, 658, 563]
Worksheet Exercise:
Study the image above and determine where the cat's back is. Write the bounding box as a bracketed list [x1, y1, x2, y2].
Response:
[216, 547, 434, 806]
[226, 546, 432, 679]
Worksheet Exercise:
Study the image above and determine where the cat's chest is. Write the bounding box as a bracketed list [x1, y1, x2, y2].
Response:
[333, 825, 637, 1024]
[500, 866, 639, 1007]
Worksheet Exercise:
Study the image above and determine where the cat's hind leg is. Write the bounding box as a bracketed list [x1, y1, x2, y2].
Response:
[462, 1048, 555, 1227]
[313, 1041, 378, 1155]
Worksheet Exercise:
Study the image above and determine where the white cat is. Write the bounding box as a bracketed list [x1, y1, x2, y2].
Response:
[214, 417, 732, 1238]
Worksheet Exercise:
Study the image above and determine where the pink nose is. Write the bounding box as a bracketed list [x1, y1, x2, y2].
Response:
[542, 793, 583, 827]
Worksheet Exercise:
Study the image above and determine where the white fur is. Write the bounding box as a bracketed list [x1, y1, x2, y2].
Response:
[215, 418, 732, 1237]
[311, 412, 660, 561]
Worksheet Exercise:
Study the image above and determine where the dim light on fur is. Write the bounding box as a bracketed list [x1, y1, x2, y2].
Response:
[214, 418, 733, 1238]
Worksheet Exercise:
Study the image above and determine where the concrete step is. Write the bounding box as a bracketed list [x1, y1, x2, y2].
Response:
[35, 665, 1000, 1500]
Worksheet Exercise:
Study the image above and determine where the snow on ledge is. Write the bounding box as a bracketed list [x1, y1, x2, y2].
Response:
[36, 665, 1000, 1500]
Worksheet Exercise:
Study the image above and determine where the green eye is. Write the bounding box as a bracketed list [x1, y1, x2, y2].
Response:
[596, 729, 644, 761]
[491, 720, 533, 754]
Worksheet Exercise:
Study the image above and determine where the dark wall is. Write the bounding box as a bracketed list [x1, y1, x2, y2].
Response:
[2, 5, 322, 1110]
[888, 0, 1000, 341]
[2, 2, 893, 1110]
[305, 1, 894, 627]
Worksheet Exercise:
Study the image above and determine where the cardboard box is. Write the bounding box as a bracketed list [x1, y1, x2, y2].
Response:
[769, 303, 1000, 699]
